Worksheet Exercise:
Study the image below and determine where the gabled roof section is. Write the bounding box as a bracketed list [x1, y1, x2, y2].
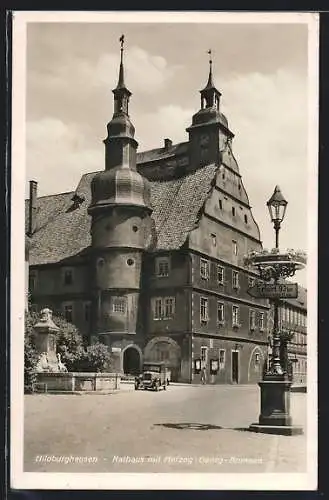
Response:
[136, 141, 188, 165]
[26, 164, 219, 265]
[149, 164, 218, 250]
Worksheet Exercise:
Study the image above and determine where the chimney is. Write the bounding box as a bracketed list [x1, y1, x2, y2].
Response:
[164, 138, 172, 150]
[28, 180, 38, 236]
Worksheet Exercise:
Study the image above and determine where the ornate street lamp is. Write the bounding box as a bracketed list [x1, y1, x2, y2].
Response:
[266, 185, 288, 249]
[266, 186, 287, 375]
[245, 186, 306, 435]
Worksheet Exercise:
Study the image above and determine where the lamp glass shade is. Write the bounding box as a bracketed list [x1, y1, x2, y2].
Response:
[266, 186, 288, 223]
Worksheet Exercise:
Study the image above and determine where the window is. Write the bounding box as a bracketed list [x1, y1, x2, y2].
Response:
[154, 298, 163, 320]
[63, 303, 73, 323]
[29, 271, 37, 292]
[219, 349, 226, 368]
[244, 214, 248, 224]
[217, 265, 224, 285]
[217, 302, 224, 323]
[232, 305, 240, 327]
[219, 199, 223, 210]
[201, 346, 208, 363]
[112, 297, 127, 314]
[232, 240, 238, 256]
[63, 268, 73, 286]
[153, 297, 175, 320]
[156, 257, 170, 277]
[164, 297, 175, 318]
[232, 207, 236, 216]
[200, 297, 209, 322]
[255, 352, 260, 367]
[232, 270, 239, 289]
[259, 312, 265, 331]
[211, 233, 217, 246]
[84, 302, 91, 323]
[200, 259, 210, 280]
[249, 310, 256, 330]
[248, 276, 255, 288]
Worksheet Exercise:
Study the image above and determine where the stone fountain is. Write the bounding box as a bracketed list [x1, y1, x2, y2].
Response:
[32, 308, 120, 393]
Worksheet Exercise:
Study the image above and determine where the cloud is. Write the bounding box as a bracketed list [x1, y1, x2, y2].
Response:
[94, 46, 180, 94]
[133, 104, 193, 151]
[26, 67, 309, 278]
[26, 118, 103, 196]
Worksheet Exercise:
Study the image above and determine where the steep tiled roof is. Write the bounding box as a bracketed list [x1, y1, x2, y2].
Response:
[26, 164, 219, 265]
[136, 141, 188, 164]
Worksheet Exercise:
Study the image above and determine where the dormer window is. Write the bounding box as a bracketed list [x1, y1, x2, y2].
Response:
[211, 233, 217, 246]
[156, 256, 170, 277]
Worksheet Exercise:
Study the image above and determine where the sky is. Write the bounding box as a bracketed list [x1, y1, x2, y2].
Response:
[25, 16, 315, 287]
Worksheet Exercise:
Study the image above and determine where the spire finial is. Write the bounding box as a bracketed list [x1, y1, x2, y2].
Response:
[205, 48, 214, 88]
[208, 48, 212, 69]
[119, 34, 125, 64]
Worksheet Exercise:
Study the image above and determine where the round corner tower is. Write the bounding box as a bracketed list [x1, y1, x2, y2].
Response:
[88, 36, 152, 347]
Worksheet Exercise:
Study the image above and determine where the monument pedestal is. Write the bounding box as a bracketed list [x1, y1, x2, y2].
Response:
[249, 374, 303, 435]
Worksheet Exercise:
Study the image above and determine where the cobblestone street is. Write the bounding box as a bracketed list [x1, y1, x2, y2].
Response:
[24, 384, 307, 473]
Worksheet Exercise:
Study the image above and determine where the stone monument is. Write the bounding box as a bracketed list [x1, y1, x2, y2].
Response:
[33, 308, 62, 372]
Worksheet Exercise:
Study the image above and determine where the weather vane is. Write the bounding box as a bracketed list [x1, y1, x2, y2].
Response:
[119, 34, 125, 63]
[207, 49, 212, 66]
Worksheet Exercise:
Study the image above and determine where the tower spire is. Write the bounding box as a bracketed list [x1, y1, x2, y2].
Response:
[113, 34, 131, 115]
[199, 48, 221, 110]
[116, 34, 128, 90]
[206, 49, 214, 88]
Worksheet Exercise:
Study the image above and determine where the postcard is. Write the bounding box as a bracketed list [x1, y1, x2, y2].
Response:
[10, 10, 318, 490]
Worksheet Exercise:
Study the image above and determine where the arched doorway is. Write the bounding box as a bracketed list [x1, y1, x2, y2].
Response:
[144, 337, 181, 382]
[123, 346, 141, 375]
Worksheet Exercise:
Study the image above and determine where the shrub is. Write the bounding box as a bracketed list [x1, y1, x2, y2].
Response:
[24, 309, 39, 393]
[75, 342, 113, 373]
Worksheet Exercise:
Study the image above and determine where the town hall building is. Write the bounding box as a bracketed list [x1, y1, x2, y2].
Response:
[25, 39, 306, 384]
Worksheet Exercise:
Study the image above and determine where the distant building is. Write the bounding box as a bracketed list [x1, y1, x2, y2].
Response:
[25, 40, 306, 384]
[280, 288, 307, 384]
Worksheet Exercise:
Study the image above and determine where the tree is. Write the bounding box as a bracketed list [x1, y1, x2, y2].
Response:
[76, 342, 113, 373]
[51, 312, 85, 371]
[24, 309, 39, 392]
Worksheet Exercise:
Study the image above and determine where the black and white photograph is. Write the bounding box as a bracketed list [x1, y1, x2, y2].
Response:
[11, 11, 318, 490]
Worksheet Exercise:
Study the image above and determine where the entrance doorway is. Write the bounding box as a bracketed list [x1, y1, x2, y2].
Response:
[123, 347, 141, 375]
[231, 351, 239, 384]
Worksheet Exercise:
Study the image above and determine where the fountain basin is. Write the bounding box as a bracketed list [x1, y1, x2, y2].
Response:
[34, 372, 121, 393]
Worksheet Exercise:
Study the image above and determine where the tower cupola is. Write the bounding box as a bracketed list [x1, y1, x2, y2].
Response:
[188, 49, 230, 131]
[89, 35, 152, 214]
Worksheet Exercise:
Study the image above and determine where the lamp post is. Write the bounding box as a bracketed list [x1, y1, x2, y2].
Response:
[247, 185, 305, 435]
[266, 185, 287, 376]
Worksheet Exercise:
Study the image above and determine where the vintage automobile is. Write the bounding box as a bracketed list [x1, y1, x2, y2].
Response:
[135, 362, 169, 391]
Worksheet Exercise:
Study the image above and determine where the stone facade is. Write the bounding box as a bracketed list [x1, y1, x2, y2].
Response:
[26, 42, 307, 384]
